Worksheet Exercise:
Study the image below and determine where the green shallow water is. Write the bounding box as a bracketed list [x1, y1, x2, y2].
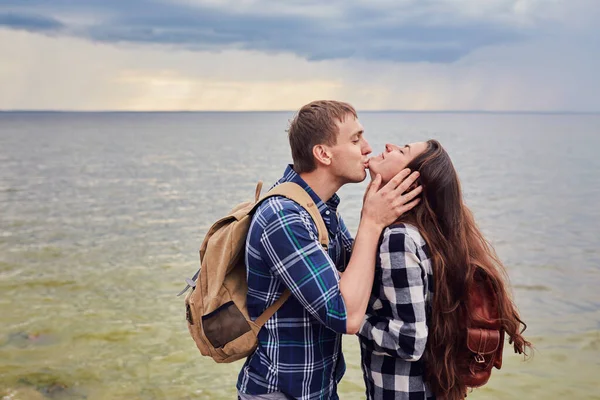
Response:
[1, 112, 600, 399]
[1, 306, 599, 400]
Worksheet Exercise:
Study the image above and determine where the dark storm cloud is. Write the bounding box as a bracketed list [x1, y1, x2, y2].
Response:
[0, 0, 535, 63]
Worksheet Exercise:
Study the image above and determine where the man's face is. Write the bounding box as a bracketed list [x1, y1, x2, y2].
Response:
[328, 115, 372, 185]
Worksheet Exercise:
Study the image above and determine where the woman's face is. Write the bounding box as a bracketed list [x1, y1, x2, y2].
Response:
[367, 142, 428, 183]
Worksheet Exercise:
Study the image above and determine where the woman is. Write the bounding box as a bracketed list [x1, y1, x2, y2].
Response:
[357, 140, 530, 400]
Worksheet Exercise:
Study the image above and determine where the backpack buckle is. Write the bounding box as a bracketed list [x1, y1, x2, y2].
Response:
[474, 353, 485, 363]
[177, 270, 200, 296]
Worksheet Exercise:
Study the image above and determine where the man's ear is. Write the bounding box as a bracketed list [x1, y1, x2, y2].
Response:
[313, 145, 332, 166]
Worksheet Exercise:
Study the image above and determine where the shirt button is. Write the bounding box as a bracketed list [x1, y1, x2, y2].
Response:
[325, 210, 330, 215]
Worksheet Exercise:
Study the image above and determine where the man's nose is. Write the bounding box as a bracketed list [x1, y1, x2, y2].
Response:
[362, 139, 372, 155]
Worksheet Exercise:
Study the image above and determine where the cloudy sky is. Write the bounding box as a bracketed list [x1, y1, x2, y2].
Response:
[0, 0, 598, 111]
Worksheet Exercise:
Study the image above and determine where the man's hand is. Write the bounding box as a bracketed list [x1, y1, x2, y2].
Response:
[361, 169, 422, 230]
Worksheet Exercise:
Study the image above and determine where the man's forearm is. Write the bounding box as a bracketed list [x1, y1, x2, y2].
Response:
[338, 220, 382, 334]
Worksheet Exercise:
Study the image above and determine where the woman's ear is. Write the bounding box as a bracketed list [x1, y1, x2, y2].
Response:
[313, 145, 332, 166]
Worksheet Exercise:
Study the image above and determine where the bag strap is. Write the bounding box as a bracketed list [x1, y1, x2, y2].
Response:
[258, 181, 329, 250]
[252, 181, 330, 327]
[254, 290, 292, 327]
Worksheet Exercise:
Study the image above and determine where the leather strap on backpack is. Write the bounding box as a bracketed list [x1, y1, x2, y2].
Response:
[254, 290, 292, 328]
[259, 182, 329, 250]
[252, 181, 331, 326]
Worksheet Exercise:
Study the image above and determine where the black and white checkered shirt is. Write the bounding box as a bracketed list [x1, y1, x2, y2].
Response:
[358, 223, 435, 400]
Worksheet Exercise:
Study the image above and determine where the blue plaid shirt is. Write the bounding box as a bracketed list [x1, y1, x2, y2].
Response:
[237, 165, 354, 400]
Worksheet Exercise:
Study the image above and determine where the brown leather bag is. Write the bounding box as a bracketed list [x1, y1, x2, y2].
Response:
[459, 269, 505, 388]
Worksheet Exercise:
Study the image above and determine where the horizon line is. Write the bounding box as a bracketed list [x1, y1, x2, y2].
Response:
[1, 109, 599, 115]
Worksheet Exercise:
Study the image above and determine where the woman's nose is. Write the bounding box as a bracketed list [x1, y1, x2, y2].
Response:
[385, 143, 394, 152]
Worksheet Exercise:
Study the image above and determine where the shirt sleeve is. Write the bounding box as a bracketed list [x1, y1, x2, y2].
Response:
[259, 204, 347, 334]
[337, 214, 354, 272]
[358, 227, 428, 361]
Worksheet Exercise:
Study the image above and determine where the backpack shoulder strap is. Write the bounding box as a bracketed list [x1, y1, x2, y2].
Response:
[252, 181, 331, 328]
[258, 182, 329, 250]
[254, 290, 291, 327]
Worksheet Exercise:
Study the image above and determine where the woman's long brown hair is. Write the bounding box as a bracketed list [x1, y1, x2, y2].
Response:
[400, 140, 531, 399]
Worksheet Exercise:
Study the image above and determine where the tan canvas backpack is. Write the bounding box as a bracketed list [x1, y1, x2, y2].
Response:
[179, 181, 329, 363]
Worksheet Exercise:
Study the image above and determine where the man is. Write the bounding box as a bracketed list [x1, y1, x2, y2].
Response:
[237, 100, 422, 400]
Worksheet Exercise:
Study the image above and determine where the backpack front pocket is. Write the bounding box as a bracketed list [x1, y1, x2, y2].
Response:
[202, 300, 252, 348]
